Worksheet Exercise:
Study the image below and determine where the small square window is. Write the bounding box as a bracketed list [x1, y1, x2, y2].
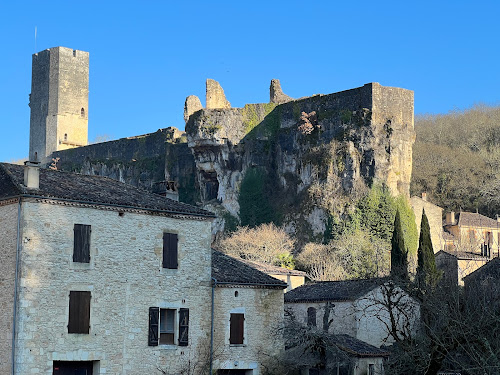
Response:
[160, 309, 175, 345]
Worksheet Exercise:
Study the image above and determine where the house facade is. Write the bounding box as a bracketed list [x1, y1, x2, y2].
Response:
[284, 279, 420, 349]
[0, 162, 287, 375]
[212, 251, 287, 375]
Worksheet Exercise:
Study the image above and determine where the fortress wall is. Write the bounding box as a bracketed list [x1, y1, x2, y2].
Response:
[49, 129, 199, 204]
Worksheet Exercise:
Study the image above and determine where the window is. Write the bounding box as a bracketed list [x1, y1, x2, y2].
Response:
[307, 307, 317, 327]
[230, 313, 244, 345]
[73, 224, 91, 263]
[162, 233, 178, 269]
[148, 307, 189, 346]
[64, 133, 68, 141]
[160, 309, 175, 344]
[80, 108, 85, 118]
[68, 291, 91, 334]
[368, 364, 375, 375]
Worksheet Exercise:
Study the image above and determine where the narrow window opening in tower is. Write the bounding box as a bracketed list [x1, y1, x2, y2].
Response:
[73, 50, 77, 57]
[64, 134, 68, 141]
[81, 108, 85, 118]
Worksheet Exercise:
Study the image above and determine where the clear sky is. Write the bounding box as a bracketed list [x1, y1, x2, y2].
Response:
[1, 0, 499, 162]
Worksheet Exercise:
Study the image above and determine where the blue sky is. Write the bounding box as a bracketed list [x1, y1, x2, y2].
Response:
[1, 0, 499, 162]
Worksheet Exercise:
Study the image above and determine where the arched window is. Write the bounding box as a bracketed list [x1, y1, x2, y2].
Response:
[307, 307, 317, 327]
[81, 108, 85, 118]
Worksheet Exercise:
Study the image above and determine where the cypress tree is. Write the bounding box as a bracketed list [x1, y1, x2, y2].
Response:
[417, 209, 439, 288]
[391, 209, 409, 280]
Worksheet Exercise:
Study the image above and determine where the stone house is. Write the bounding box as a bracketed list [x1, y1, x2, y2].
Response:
[284, 279, 420, 349]
[410, 193, 444, 252]
[443, 211, 500, 257]
[212, 251, 287, 374]
[435, 249, 490, 287]
[0, 162, 286, 375]
[463, 257, 500, 309]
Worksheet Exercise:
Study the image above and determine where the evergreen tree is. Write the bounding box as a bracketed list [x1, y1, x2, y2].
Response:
[416, 209, 439, 288]
[391, 209, 408, 280]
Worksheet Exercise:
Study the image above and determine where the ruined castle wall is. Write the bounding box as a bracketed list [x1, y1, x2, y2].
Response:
[0, 202, 19, 375]
[50, 129, 199, 205]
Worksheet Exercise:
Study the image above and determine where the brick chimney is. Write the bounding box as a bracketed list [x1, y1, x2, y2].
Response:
[24, 160, 40, 189]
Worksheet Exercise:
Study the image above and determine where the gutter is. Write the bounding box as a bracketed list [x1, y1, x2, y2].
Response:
[213, 281, 287, 288]
[210, 277, 217, 375]
[11, 199, 21, 375]
[1, 194, 215, 219]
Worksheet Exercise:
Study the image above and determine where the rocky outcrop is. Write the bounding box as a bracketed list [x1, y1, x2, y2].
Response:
[186, 81, 415, 239]
[184, 95, 203, 123]
[270, 79, 292, 104]
[206, 79, 231, 109]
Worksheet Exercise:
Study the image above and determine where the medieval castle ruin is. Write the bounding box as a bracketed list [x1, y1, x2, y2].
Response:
[30, 46, 415, 238]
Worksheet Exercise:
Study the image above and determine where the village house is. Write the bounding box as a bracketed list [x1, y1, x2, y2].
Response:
[0, 162, 286, 375]
[284, 279, 419, 375]
[463, 257, 500, 309]
[434, 211, 500, 285]
[212, 250, 287, 374]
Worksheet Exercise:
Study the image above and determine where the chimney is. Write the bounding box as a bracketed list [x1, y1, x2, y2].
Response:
[446, 211, 455, 226]
[421, 192, 427, 201]
[24, 160, 40, 189]
[152, 180, 179, 202]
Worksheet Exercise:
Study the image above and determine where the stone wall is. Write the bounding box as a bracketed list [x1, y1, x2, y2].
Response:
[14, 200, 213, 374]
[49, 128, 199, 205]
[0, 202, 19, 375]
[186, 82, 415, 238]
[213, 286, 284, 374]
[411, 195, 444, 252]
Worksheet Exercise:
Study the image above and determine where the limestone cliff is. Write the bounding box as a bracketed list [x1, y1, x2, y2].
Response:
[186, 82, 415, 239]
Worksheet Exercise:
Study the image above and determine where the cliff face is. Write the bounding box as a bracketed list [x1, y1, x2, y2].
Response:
[49, 81, 414, 241]
[186, 82, 415, 238]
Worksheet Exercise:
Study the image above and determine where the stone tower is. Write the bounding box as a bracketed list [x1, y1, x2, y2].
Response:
[29, 46, 89, 161]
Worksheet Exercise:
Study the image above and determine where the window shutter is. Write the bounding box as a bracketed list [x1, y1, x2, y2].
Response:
[68, 291, 91, 334]
[73, 224, 91, 263]
[162, 233, 178, 269]
[178, 308, 189, 346]
[230, 313, 244, 344]
[148, 307, 159, 346]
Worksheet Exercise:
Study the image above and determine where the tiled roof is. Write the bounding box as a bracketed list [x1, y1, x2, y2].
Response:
[284, 278, 384, 303]
[332, 334, 390, 358]
[456, 212, 499, 228]
[0, 163, 214, 218]
[463, 257, 500, 281]
[438, 249, 490, 261]
[212, 250, 287, 289]
[238, 259, 307, 277]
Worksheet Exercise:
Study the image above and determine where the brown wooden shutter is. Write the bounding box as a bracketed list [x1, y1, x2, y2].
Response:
[229, 313, 244, 344]
[178, 308, 189, 346]
[73, 224, 91, 263]
[68, 291, 91, 334]
[148, 307, 159, 346]
[162, 233, 178, 269]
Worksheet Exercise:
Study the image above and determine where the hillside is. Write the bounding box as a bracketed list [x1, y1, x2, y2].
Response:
[411, 104, 500, 217]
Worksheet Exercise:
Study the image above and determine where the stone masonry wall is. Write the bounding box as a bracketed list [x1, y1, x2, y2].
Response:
[411, 196, 444, 252]
[15, 200, 213, 374]
[213, 286, 284, 374]
[0, 202, 19, 375]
